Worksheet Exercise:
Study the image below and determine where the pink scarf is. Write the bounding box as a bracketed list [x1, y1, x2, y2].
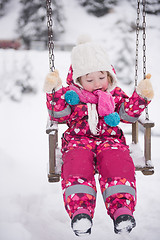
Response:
[69, 85, 115, 116]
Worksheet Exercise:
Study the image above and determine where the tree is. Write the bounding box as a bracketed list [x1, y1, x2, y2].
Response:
[0, 0, 10, 17]
[113, 19, 135, 85]
[130, 0, 160, 15]
[17, 0, 65, 48]
[78, 0, 118, 17]
[146, 0, 160, 15]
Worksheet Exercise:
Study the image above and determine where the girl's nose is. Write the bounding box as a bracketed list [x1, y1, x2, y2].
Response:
[94, 80, 101, 90]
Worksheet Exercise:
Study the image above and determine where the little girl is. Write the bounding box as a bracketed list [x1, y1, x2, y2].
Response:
[44, 41, 154, 236]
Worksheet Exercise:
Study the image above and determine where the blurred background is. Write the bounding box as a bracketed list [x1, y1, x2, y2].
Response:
[0, 1, 160, 240]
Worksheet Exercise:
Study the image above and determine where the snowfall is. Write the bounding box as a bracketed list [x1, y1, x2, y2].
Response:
[0, 0, 160, 240]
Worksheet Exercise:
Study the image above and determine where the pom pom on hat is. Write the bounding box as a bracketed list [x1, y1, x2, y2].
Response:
[76, 34, 92, 45]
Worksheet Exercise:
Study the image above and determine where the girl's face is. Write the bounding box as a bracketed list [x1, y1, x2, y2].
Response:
[80, 71, 109, 92]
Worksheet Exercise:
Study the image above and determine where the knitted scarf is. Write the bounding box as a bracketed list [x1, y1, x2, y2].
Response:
[69, 85, 115, 135]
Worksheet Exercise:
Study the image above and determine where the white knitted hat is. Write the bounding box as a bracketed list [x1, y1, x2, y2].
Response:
[71, 42, 117, 90]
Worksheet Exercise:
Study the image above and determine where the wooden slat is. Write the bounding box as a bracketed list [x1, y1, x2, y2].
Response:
[132, 122, 138, 144]
[136, 166, 154, 175]
[46, 120, 58, 134]
[144, 127, 151, 161]
[48, 130, 60, 182]
[138, 118, 155, 128]
[132, 118, 155, 175]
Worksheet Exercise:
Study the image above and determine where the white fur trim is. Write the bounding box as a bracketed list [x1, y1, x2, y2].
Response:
[87, 103, 99, 135]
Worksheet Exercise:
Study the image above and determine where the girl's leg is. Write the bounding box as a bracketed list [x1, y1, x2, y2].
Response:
[96, 148, 136, 232]
[61, 148, 97, 220]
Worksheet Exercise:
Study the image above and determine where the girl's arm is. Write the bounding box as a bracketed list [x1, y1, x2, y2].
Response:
[114, 74, 154, 124]
[46, 86, 72, 123]
[46, 86, 71, 123]
[44, 70, 71, 122]
[115, 88, 150, 124]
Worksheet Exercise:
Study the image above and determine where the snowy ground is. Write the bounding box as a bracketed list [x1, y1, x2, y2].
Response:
[0, 0, 160, 239]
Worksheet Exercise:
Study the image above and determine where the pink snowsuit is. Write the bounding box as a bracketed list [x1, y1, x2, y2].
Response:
[46, 66, 150, 220]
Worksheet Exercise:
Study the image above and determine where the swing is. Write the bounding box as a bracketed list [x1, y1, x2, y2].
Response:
[129, 0, 154, 175]
[45, 0, 155, 183]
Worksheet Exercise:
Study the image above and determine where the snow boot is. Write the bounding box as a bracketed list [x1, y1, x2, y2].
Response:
[113, 207, 136, 234]
[71, 209, 93, 237]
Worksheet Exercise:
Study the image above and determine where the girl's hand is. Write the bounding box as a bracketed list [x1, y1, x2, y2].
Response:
[136, 74, 154, 100]
[43, 69, 62, 93]
[65, 90, 80, 105]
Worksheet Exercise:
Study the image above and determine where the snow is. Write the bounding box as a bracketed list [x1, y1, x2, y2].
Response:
[129, 142, 146, 168]
[0, 0, 160, 240]
[116, 219, 134, 233]
[72, 217, 92, 237]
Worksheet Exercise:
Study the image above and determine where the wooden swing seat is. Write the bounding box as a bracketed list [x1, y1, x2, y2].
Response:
[46, 118, 155, 182]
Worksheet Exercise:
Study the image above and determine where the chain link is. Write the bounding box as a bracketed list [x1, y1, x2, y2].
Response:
[46, 0, 56, 126]
[135, 0, 140, 87]
[50, 88, 55, 125]
[135, 0, 149, 120]
[46, 0, 55, 72]
[142, 0, 147, 80]
[142, 0, 149, 120]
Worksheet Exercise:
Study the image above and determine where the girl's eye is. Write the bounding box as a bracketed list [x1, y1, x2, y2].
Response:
[100, 77, 105, 80]
[87, 80, 93, 82]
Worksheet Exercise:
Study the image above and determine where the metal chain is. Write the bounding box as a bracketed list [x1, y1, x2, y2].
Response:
[142, 0, 147, 80]
[135, 0, 149, 120]
[46, 0, 56, 126]
[135, 0, 140, 87]
[46, 0, 55, 72]
[51, 88, 55, 126]
[142, 0, 149, 120]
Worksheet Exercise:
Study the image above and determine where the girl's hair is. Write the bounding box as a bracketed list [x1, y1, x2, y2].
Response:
[107, 71, 114, 86]
[77, 71, 114, 87]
